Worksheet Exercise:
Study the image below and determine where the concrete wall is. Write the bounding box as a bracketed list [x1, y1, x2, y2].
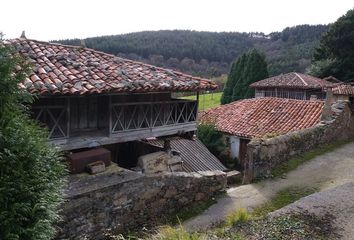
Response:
[56, 167, 226, 239]
[244, 101, 354, 182]
[229, 136, 240, 159]
[333, 94, 349, 103]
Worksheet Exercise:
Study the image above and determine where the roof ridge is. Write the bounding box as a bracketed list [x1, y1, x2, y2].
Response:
[294, 72, 308, 86]
[10, 38, 211, 83]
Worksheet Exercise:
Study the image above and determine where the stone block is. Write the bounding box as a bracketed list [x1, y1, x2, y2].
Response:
[226, 170, 242, 185]
[195, 192, 205, 201]
[86, 161, 105, 174]
[138, 151, 169, 174]
[165, 186, 178, 198]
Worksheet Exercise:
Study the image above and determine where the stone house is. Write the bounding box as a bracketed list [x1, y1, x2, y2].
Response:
[250, 72, 338, 100]
[8, 38, 224, 174]
[199, 97, 324, 169]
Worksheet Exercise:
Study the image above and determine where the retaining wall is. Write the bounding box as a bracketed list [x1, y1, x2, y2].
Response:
[56, 167, 226, 239]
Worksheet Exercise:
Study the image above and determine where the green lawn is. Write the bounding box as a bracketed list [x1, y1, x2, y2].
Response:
[182, 92, 222, 111]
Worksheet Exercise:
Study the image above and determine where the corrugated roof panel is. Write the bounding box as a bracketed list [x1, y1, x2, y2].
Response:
[145, 137, 227, 172]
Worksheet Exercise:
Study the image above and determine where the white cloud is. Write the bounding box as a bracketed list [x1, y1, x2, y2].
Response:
[1, 0, 353, 40]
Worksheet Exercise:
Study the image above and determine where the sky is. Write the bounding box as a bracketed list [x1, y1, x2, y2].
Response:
[1, 0, 353, 41]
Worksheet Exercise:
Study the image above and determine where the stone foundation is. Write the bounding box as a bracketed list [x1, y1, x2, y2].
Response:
[245, 101, 354, 181]
[56, 165, 226, 239]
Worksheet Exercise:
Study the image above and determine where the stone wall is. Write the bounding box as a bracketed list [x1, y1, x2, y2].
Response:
[245, 101, 354, 182]
[56, 166, 226, 239]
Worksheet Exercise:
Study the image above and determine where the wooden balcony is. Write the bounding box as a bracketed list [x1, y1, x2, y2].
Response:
[32, 97, 198, 150]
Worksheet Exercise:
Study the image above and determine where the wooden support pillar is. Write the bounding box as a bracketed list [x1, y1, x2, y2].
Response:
[67, 97, 70, 138]
[109, 95, 112, 137]
[196, 91, 200, 113]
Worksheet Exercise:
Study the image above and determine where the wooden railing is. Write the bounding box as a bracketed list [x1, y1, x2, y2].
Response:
[110, 100, 198, 134]
[255, 89, 326, 100]
[32, 99, 198, 141]
[32, 105, 69, 139]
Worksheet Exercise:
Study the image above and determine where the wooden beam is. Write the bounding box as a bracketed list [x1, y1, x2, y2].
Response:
[196, 91, 200, 113]
[67, 97, 70, 138]
[51, 122, 197, 151]
[109, 95, 112, 137]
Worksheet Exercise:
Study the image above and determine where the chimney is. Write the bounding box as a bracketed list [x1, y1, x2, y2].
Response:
[310, 95, 318, 101]
[321, 88, 334, 121]
[20, 30, 26, 39]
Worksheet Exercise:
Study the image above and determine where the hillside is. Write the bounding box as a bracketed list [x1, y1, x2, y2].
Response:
[54, 25, 329, 82]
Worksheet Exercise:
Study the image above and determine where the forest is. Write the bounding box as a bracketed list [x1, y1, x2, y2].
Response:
[54, 25, 329, 80]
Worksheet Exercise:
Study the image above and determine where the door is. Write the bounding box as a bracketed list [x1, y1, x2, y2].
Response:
[239, 139, 250, 170]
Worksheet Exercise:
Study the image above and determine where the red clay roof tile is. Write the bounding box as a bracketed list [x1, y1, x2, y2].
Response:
[332, 84, 354, 95]
[199, 97, 324, 138]
[250, 72, 335, 90]
[8, 38, 217, 95]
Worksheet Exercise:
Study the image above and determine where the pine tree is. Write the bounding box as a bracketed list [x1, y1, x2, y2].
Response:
[309, 8, 354, 81]
[229, 55, 247, 101]
[221, 48, 268, 104]
[233, 49, 268, 100]
[221, 60, 238, 104]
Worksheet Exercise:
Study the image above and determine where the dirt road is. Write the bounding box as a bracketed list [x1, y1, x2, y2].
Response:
[183, 141, 354, 232]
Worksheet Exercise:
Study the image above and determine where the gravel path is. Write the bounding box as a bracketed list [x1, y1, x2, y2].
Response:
[183, 141, 354, 232]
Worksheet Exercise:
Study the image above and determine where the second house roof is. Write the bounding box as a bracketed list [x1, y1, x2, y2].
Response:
[199, 97, 324, 138]
[250, 72, 335, 90]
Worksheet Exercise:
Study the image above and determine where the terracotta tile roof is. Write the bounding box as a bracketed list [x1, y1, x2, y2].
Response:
[332, 84, 354, 95]
[199, 97, 324, 138]
[250, 72, 335, 90]
[7, 38, 217, 95]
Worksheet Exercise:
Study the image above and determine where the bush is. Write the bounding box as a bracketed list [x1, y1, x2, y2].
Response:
[197, 124, 225, 157]
[0, 44, 66, 239]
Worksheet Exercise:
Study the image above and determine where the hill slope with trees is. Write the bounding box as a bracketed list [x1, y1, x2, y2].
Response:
[55, 25, 328, 81]
[309, 8, 354, 82]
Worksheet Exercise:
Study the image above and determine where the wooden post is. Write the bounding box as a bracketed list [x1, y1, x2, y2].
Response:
[109, 95, 112, 137]
[67, 97, 70, 138]
[196, 91, 200, 113]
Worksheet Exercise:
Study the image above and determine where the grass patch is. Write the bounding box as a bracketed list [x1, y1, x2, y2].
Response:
[169, 196, 219, 225]
[251, 187, 317, 219]
[151, 225, 201, 240]
[224, 208, 250, 227]
[182, 92, 222, 110]
[272, 138, 354, 178]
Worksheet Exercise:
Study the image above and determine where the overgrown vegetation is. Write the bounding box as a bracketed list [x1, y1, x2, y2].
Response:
[0, 43, 66, 239]
[272, 138, 354, 177]
[197, 124, 225, 158]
